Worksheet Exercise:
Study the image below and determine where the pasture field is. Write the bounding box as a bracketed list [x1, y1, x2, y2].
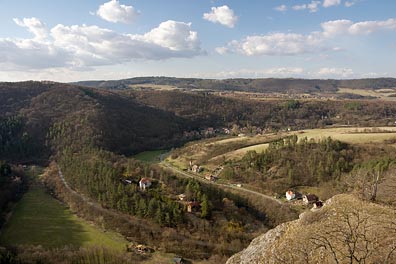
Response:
[0, 182, 127, 250]
[134, 150, 167, 163]
[223, 127, 396, 159]
[169, 127, 396, 166]
[165, 134, 283, 171]
[337, 87, 396, 100]
[129, 84, 180, 91]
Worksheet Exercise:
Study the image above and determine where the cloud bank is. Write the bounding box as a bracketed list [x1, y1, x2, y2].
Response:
[217, 18, 396, 56]
[0, 18, 203, 70]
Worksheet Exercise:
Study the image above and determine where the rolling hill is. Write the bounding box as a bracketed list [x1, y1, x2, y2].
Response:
[74, 77, 396, 94]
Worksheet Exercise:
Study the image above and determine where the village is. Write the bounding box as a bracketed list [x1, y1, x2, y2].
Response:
[124, 162, 324, 222]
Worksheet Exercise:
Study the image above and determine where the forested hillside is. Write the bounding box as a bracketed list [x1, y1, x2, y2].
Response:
[75, 77, 396, 93]
[0, 82, 189, 162]
[126, 90, 396, 129]
[2, 81, 396, 261]
[0, 82, 272, 259]
[3, 81, 396, 164]
[222, 136, 396, 198]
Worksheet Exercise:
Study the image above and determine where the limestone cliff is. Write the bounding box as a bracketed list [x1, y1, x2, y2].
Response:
[227, 195, 396, 264]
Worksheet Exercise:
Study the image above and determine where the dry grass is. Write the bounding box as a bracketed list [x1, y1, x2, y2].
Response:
[338, 87, 396, 100]
[167, 134, 284, 170]
[129, 84, 180, 91]
[229, 194, 396, 263]
[171, 127, 396, 166]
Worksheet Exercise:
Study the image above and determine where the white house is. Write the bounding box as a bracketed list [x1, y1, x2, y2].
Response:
[139, 178, 152, 190]
[286, 190, 296, 200]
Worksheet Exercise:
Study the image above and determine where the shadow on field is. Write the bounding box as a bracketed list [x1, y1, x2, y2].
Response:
[0, 184, 90, 248]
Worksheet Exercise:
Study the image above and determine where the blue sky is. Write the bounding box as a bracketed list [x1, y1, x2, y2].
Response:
[0, 0, 395, 81]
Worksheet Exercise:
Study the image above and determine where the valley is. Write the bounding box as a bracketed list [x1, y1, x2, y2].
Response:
[0, 167, 127, 251]
[1, 79, 396, 263]
[1, 0, 396, 262]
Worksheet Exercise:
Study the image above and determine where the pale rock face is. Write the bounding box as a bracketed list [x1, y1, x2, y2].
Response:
[227, 195, 396, 264]
[226, 220, 297, 264]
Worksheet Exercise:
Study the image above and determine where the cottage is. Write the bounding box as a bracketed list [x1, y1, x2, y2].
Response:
[187, 201, 201, 213]
[191, 164, 202, 173]
[303, 194, 319, 205]
[205, 175, 217, 182]
[139, 178, 152, 191]
[285, 190, 295, 200]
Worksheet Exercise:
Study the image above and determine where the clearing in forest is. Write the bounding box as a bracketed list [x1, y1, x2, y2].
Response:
[0, 177, 127, 250]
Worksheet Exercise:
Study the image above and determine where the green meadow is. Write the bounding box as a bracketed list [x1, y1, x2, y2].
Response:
[134, 150, 167, 163]
[0, 183, 127, 251]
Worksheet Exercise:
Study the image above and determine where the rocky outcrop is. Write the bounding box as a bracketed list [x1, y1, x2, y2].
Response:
[226, 195, 396, 264]
[226, 220, 298, 264]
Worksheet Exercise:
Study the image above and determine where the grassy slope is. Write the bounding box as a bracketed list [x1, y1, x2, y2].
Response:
[166, 135, 282, 171]
[133, 150, 167, 163]
[0, 184, 127, 251]
[219, 127, 396, 160]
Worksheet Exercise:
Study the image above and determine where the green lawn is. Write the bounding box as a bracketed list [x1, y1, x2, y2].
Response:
[134, 150, 167, 163]
[0, 184, 127, 251]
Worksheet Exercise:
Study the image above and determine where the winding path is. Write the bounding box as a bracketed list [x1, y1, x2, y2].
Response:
[56, 164, 104, 210]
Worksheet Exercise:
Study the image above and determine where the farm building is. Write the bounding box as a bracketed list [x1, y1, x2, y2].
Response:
[285, 190, 302, 200]
[191, 164, 202, 173]
[303, 194, 319, 205]
[286, 190, 295, 200]
[187, 201, 201, 213]
[139, 178, 152, 191]
[205, 175, 217, 182]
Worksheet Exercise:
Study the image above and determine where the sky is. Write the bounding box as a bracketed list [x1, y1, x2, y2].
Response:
[0, 0, 396, 82]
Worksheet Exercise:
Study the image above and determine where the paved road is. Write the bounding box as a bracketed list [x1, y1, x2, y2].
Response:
[160, 162, 282, 205]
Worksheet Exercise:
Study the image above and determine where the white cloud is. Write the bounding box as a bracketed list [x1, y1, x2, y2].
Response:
[321, 20, 353, 37]
[96, 0, 140, 24]
[292, 4, 307, 11]
[0, 39, 71, 70]
[264, 67, 304, 75]
[190, 67, 392, 80]
[322, 18, 396, 37]
[194, 67, 305, 79]
[292, 1, 321, 13]
[0, 18, 203, 70]
[144, 21, 200, 51]
[317, 67, 354, 78]
[344, 0, 361, 7]
[215, 47, 228, 55]
[13, 17, 48, 41]
[274, 5, 287, 12]
[217, 32, 324, 56]
[348, 19, 396, 35]
[203, 5, 238, 28]
[218, 17, 396, 57]
[323, 0, 341, 8]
